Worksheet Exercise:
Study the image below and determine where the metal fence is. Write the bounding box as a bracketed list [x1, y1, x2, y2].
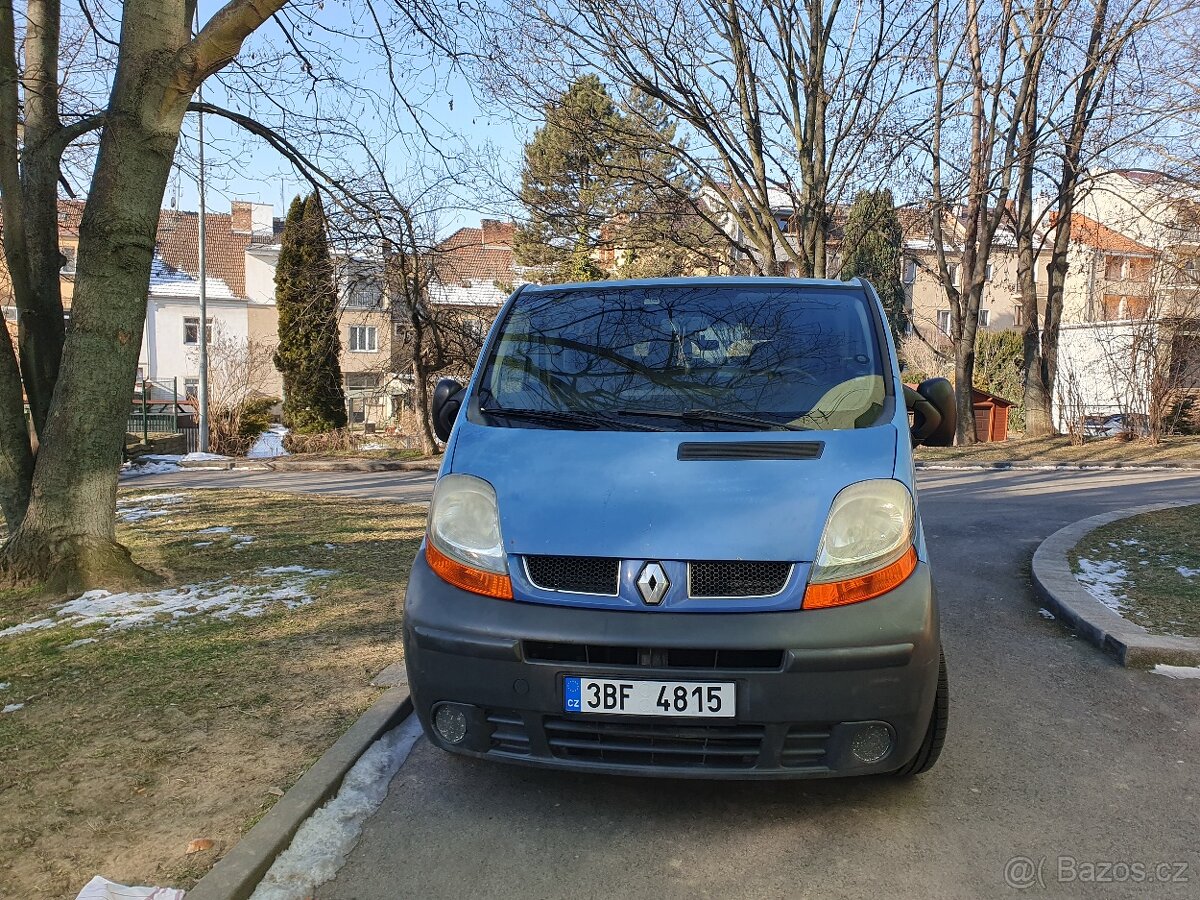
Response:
[129, 378, 197, 448]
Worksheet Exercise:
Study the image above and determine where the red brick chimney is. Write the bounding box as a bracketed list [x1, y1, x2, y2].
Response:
[480, 219, 514, 250]
[231, 200, 253, 235]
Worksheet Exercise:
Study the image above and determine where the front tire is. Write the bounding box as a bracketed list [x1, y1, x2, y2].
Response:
[894, 649, 948, 777]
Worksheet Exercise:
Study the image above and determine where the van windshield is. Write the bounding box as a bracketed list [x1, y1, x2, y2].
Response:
[478, 283, 888, 432]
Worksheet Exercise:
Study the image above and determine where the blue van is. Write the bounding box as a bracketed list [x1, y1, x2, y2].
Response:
[404, 277, 956, 779]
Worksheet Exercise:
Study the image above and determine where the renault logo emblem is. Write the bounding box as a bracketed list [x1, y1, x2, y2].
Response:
[636, 562, 670, 606]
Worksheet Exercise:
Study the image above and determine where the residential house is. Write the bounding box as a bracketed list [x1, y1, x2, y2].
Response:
[402, 219, 520, 378]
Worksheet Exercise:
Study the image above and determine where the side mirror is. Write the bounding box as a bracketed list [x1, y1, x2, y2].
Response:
[431, 378, 465, 442]
[906, 377, 956, 447]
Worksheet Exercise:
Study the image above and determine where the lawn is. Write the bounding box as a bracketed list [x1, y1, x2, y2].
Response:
[0, 489, 425, 898]
[1069, 504, 1200, 638]
[916, 434, 1200, 465]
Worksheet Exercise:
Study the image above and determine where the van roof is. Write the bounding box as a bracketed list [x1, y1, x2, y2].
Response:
[518, 276, 864, 294]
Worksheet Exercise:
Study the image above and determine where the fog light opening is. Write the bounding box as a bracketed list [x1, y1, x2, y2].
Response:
[433, 704, 469, 745]
[850, 722, 893, 764]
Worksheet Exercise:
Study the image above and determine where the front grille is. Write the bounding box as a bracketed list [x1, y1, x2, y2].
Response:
[486, 709, 532, 755]
[780, 725, 833, 770]
[544, 717, 764, 769]
[524, 555, 620, 595]
[523, 641, 784, 670]
[689, 561, 792, 597]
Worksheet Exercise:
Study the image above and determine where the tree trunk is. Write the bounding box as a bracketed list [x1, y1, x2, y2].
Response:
[412, 361, 438, 456]
[0, 320, 33, 532]
[0, 4, 194, 593]
[954, 327, 978, 445]
[14, 0, 67, 438]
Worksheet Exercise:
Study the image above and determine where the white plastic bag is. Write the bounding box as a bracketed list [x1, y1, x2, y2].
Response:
[75, 875, 186, 900]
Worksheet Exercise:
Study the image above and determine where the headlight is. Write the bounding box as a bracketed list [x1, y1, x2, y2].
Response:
[805, 479, 916, 608]
[429, 474, 507, 573]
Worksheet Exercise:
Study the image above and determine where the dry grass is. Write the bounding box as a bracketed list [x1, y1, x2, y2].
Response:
[916, 434, 1200, 464]
[1069, 505, 1200, 638]
[0, 489, 425, 897]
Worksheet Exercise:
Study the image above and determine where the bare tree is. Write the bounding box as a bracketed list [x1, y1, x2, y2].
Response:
[925, 0, 1046, 442]
[1011, 0, 1184, 436]
[485, 0, 932, 277]
[0, 1, 458, 593]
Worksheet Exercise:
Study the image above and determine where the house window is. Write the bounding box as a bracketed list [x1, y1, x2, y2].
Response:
[183, 316, 213, 345]
[61, 246, 77, 275]
[1014, 306, 1024, 328]
[978, 308, 990, 328]
[936, 310, 952, 335]
[946, 264, 961, 288]
[1101, 295, 1123, 321]
[1127, 257, 1152, 282]
[903, 259, 917, 284]
[1105, 255, 1127, 280]
[345, 372, 382, 392]
[984, 263, 993, 282]
[345, 283, 381, 309]
[395, 321, 409, 337]
[184, 378, 199, 400]
[349, 325, 378, 352]
[1126, 296, 1151, 319]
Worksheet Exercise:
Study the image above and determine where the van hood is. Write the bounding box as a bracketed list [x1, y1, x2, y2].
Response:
[448, 419, 900, 562]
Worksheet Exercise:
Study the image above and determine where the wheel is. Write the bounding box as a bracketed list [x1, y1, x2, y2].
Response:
[894, 649, 948, 777]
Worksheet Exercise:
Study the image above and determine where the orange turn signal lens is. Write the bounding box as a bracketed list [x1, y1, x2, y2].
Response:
[425, 540, 513, 600]
[802, 546, 918, 609]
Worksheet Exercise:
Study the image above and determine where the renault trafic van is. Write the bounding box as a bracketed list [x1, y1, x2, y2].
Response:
[404, 277, 956, 778]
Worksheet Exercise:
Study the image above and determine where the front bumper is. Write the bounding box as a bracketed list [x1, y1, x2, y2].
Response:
[403, 550, 940, 779]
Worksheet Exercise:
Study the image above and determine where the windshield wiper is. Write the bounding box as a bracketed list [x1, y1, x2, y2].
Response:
[615, 407, 807, 432]
[481, 403, 664, 432]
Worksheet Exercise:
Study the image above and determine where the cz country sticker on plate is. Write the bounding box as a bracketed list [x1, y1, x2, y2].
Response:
[563, 676, 735, 718]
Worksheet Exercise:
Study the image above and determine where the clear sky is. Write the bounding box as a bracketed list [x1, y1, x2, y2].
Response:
[168, 2, 531, 236]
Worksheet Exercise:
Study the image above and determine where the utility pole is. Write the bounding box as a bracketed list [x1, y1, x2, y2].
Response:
[196, 11, 210, 452]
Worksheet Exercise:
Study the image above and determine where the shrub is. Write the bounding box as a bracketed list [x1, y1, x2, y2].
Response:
[209, 396, 280, 456]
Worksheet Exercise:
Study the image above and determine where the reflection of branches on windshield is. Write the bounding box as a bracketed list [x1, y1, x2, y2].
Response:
[486, 286, 880, 419]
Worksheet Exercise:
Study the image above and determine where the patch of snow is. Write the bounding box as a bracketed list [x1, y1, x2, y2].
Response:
[65, 638, 98, 649]
[196, 526, 233, 534]
[0, 567, 335, 640]
[75, 875, 185, 900]
[323, 543, 337, 550]
[358, 442, 387, 451]
[117, 493, 185, 523]
[122, 460, 182, 478]
[249, 715, 424, 900]
[1038, 608, 1056, 620]
[247, 425, 290, 459]
[261, 565, 327, 575]
[1177, 566, 1200, 579]
[1074, 558, 1129, 612]
[0, 617, 56, 638]
[183, 451, 231, 462]
[232, 535, 256, 549]
[1153, 664, 1200, 680]
[2, 703, 24, 714]
[0, 682, 9, 690]
[193, 542, 213, 548]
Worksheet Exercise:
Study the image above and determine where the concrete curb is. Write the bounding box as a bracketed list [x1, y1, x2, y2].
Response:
[264, 458, 441, 473]
[186, 685, 413, 900]
[917, 460, 1200, 470]
[1031, 501, 1200, 667]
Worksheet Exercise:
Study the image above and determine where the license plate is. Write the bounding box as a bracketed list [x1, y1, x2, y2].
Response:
[563, 676, 735, 718]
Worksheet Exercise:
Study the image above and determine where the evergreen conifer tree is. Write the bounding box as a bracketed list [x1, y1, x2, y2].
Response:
[273, 193, 348, 433]
[842, 190, 907, 345]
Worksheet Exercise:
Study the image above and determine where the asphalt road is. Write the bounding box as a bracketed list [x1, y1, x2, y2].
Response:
[125, 466, 438, 504]
[132, 466, 1200, 898]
